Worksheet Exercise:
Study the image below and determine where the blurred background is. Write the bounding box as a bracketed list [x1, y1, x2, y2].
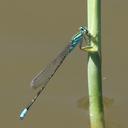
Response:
[0, 0, 127, 127]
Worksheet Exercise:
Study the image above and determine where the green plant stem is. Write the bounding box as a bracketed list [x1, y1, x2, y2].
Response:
[87, 0, 105, 128]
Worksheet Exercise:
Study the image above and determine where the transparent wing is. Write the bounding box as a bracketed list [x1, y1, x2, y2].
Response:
[31, 43, 72, 89]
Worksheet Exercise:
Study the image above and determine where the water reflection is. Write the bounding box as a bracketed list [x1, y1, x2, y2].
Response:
[77, 96, 114, 110]
[77, 96, 124, 128]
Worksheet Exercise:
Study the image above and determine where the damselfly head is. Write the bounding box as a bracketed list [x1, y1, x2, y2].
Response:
[79, 26, 88, 34]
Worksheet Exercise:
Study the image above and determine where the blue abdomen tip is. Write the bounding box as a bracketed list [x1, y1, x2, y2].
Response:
[20, 108, 28, 120]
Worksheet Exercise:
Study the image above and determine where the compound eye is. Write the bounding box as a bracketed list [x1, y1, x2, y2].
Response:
[79, 26, 85, 31]
[79, 26, 88, 34]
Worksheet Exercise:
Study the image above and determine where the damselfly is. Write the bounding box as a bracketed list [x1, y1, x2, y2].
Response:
[20, 26, 89, 120]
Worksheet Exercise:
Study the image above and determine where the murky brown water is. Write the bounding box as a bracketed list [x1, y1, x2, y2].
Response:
[0, 0, 128, 128]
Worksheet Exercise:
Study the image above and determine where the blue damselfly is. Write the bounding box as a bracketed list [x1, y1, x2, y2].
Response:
[20, 26, 89, 120]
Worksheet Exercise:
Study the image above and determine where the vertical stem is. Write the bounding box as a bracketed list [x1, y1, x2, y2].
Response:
[87, 0, 105, 128]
